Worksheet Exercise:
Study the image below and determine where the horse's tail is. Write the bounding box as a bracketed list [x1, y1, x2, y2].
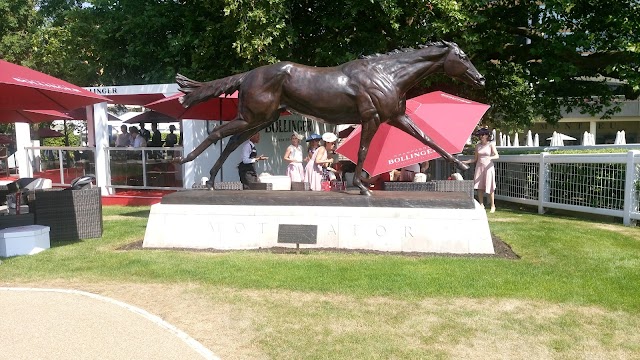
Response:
[176, 72, 248, 108]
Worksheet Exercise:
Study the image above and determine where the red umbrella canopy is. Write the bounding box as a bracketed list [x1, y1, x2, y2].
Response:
[33, 127, 65, 139]
[0, 60, 109, 111]
[0, 134, 14, 145]
[66, 107, 121, 121]
[336, 91, 490, 176]
[144, 92, 239, 120]
[0, 109, 72, 124]
[123, 110, 177, 124]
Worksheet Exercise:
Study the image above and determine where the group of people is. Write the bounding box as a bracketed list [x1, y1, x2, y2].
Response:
[238, 131, 339, 191]
[285, 131, 338, 191]
[233, 126, 500, 212]
[115, 122, 179, 148]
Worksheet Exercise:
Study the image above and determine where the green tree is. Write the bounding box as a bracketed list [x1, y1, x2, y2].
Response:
[29, 0, 640, 132]
[0, 0, 40, 63]
[464, 0, 640, 129]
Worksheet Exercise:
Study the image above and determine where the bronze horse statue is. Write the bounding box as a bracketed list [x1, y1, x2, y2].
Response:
[176, 40, 485, 195]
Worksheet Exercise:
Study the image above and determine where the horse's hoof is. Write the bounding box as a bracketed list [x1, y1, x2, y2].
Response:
[359, 189, 372, 196]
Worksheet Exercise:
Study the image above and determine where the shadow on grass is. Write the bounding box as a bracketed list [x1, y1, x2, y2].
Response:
[118, 234, 520, 259]
[117, 209, 151, 219]
[49, 239, 82, 249]
[494, 200, 624, 225]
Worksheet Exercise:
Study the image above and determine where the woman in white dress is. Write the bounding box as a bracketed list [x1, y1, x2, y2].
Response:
[305, 133, 337, 191]
[284, 133, 305, 182]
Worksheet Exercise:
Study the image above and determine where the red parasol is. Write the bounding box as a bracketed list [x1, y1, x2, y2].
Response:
[0, 60, 109, 111]
[144, 92, 239, 120]
[336, 91, 490, 176]
[33, 127, 65, 139]
[123, 110, 177, 124]
[0, 109, 72, 124]
[0, 134, 14, 145]
[66, 107, 121, 121]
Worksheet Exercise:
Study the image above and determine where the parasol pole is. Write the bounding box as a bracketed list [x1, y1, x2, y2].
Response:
[219, 101, 223, 181]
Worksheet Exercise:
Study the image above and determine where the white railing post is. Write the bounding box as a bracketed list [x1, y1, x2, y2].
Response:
[142, 149, 148, 186]
[57, 149, 64, 184]
[623, 150, 639, 226]
[538, 152, 549, 214]
[105, 147, 112, 191]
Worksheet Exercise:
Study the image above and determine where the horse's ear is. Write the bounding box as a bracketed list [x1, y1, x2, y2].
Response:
[441, 40, 458, 48]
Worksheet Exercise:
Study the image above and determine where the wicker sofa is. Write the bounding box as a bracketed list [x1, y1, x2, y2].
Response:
[0, 213, 35, 229]
[382, 180, 475, 199]
[29, 187, 103, 242]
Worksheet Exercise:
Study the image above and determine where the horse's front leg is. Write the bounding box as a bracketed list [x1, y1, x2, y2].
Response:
[353, 119, 378, 196]
[388, 115, 469, 171]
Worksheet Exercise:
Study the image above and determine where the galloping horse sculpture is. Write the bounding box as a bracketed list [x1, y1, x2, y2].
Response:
[176, 40, 485, 195]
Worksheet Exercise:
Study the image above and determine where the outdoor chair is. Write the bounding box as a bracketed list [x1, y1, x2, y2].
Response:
[290, 181, 311, 191]
[0, 213, 35, 229]
[247, 182, 273, 190]
[0, 177, 52, 206]
[213, 181, 244, 190]
[29, 187, 103, 242]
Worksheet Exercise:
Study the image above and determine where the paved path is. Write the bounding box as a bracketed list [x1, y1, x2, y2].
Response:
[0, 287, 219, 360]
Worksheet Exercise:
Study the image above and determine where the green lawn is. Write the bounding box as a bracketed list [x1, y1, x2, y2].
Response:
[1, 203, 639, 359]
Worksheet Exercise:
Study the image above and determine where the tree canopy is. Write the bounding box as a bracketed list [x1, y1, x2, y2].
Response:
[2, 0, 638, 131]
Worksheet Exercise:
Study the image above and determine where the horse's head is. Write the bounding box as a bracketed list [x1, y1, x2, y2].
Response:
[441, 41, 485, 88]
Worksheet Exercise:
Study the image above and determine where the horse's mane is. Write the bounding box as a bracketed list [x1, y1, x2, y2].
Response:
[360, 41, 446, 60]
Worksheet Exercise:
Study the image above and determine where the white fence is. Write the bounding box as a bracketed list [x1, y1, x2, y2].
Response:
[431, 151, 640, 226]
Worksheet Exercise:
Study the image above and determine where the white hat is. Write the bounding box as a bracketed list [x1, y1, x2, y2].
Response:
[322, 132, 337, 143]
[292, 131, 304, 140]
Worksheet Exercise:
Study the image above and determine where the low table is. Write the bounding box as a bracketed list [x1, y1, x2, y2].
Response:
[0, 225, 50, 257]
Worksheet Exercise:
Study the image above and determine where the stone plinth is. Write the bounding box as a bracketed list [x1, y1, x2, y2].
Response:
[143, 190, 494, 254]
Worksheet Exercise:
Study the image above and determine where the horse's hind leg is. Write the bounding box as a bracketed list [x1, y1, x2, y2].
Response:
[208, 116, 279, 186]
[388, 115, 469, 171]
[207, 131, 252, 186]
[180, 119, 249, 164]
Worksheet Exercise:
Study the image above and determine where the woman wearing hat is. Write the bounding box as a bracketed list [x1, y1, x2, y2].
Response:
[304, 133, 321, 160]
[463, 128, 499, 212]
[283, 132, 305, 182]
[304, 132, 337, 191]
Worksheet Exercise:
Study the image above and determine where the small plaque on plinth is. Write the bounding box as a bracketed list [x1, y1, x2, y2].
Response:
[277, 224, 317, 244]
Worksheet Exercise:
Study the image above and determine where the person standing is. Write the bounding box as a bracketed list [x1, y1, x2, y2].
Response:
[284, 133, 305, 182]
[304, 132, 337, 191]
[129, 127, 147, 148]
[463, 128, 499, 212]
[164, 125, 178, 147]
[149, 122, 163, 147]
[304, 133, 321, 162]
[238, 133, 268, 189]
[115, 124, 130, 147]
[139, 122, 151, 143]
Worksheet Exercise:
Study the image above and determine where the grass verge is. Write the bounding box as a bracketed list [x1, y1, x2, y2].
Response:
[1, 203, 639, 359]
